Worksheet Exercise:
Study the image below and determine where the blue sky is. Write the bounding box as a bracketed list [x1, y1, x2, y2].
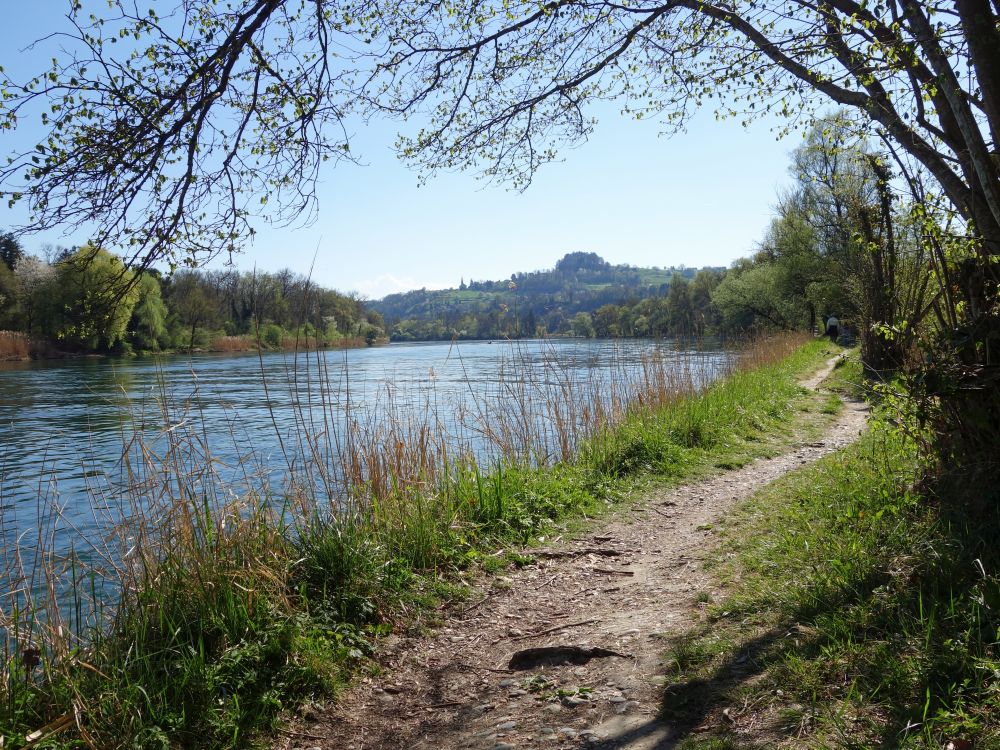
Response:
[3, 3, 800, 299]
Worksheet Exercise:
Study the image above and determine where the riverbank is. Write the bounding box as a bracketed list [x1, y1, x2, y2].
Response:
[0, 329, 381, 361]
[2, 334, 832, 748]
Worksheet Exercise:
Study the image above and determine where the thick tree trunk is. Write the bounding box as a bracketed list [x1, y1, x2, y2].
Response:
[955, 0, 1000, 155]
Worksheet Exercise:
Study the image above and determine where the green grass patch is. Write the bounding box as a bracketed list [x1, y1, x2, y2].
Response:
[827, 352, 867, 400]
[1, 337, 841, 749]
[661, 414, 1000, 748]
[819, 392, 842, 414]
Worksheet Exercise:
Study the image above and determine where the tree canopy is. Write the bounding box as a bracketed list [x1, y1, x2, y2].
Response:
[2, 0, 998, 268]
[47, 246, 140, 350]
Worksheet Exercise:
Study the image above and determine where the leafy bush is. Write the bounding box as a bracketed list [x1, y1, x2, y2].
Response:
[261, 322, 284, 348]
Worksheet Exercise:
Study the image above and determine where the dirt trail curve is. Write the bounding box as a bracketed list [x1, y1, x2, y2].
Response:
[278, 356, 868, 750]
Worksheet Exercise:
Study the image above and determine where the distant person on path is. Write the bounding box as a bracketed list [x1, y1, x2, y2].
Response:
[826, 315, 840, 343]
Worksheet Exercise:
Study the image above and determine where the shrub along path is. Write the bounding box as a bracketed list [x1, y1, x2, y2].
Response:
[275, 356, 867, 750]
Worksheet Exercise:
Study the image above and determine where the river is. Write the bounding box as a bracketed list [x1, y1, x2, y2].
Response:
[0, 338, 731, 593]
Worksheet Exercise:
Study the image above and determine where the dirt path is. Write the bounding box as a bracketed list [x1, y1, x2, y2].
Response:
[278, 357, 868, 750]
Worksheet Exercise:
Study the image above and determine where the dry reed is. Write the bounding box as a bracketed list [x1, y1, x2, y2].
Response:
[0, 331, 34, 360]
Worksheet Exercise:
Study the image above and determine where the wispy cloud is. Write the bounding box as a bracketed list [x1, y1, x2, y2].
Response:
[352, 274, 451, 299]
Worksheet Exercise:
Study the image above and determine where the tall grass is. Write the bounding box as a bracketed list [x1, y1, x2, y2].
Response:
[207, 334, 256, 352]
[0, 333, 822, 748]
[0, 331, 41, 360]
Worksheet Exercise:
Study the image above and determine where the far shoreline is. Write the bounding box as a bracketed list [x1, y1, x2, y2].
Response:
[0, 334, 383, 365]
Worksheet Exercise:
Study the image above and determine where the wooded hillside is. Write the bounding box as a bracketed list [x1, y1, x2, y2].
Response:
[372, 252, 725, 340]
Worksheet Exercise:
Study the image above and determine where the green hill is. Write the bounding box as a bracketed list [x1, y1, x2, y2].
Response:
[371, 252, 725, 340]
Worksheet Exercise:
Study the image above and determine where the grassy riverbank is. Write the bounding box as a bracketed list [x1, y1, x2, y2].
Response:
[665, 359, 1000, 749]
[1, 335, 835, 748]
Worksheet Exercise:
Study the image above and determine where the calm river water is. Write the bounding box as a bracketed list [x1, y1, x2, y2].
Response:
[0, 339, 730, 572]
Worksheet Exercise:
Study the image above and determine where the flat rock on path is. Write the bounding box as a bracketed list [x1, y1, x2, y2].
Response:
[276, 357, 868, 750]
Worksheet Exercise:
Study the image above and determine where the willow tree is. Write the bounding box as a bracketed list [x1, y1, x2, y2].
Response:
[47, 246, 140, 350]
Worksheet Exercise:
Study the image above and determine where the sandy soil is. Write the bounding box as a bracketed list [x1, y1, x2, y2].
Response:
[276, 356, 868, 750]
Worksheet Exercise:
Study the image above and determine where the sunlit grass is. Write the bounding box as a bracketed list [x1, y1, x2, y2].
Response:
[663, 383, 1000, 749]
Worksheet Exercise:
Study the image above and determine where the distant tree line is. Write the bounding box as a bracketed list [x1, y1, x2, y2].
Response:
[0, 115, 938, 368]
[0, 244, 384, 356]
